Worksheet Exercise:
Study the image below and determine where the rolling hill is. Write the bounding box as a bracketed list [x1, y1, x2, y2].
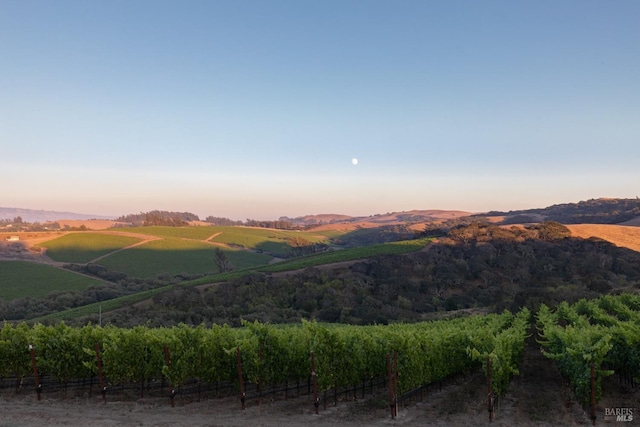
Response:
[480, 197, 640, 225]
[285, 209, 472, 229]
[565, 224, 640, 252]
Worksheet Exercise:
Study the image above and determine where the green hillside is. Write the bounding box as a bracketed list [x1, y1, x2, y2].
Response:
[1, 225, 344, 314]
[0, 261, 102, 299]
[36, 233, 142, 263]
[120, 225, 328, 249]
[33, 226, 321, 278]
[98, 238, 271, 277]
[115, 226, 220, 240]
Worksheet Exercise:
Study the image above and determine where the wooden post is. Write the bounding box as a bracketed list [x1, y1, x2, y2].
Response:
[311, 351, 319, 414]
[487, 356, 493, 422]
[94, 343, 106, 403]
[29, 344, 41, 401]
[237, 347, 245, 410]
[258, 338, 263, 406]
[164, 345, 175, 407]
[393, 350, 399, 417]
[387, 353, 396, 418]
[590, 363, 596, 426]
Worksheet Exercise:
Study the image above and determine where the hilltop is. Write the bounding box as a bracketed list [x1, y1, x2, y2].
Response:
[479, 197, 640, 225]
[566, 223, 640, 252]
[282, 209, 471, 229]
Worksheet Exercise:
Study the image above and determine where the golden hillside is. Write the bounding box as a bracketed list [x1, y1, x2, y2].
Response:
[566, 224, 640, 253]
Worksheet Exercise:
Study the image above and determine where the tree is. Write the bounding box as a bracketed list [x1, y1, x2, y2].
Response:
[535, 222, 570, 241]
[213, 248, 233, 273]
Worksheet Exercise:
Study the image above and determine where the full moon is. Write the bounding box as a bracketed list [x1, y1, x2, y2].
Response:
[352, 158, 358, 165]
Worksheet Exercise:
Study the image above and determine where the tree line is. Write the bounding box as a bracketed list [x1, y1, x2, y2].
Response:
[115, 211, 200, 226]
[112, 210, 300, 230]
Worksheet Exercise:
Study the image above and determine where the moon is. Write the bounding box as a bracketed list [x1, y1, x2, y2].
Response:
[352, 158, 358, 165]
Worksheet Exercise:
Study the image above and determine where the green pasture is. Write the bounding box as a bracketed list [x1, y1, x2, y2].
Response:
[119, 226, 221, 240]
[210, 227, 328, 256]
[99, 238, 272, 277]
[119, 226, 332, 254]
[259, 238, 431, 273]
[0, 261, 102, 300]
[37, 233, 142, 263]
[308, 229, 349, 239]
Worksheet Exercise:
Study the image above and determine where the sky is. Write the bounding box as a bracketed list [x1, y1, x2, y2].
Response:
[1, 1, 639, 220]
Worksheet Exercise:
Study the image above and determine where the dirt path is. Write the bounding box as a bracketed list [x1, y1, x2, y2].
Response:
[0, 366, 592, 427]
[494, 327, 592, 426]
[206, 232, 222, 241]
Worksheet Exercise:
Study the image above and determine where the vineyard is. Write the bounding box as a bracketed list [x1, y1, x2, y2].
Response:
[0, 294, 638, 425]
[537, 293, 640, 422]
[1, 310, 527, 411]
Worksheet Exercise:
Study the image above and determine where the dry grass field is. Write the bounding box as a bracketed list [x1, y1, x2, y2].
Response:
[308, 210, 471, 232]
[54, 219, 128, 229]
[566, 224, 640, 253]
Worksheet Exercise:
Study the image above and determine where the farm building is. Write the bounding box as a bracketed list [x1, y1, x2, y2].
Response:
[5, 236, 20, 241]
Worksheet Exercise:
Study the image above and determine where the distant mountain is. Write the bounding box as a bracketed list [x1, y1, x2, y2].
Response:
[0, 207, 112, 223]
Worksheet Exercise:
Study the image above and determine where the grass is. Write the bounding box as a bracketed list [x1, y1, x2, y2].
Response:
[121, 225, 329, 246]
[111, 226, 332, 258]
[98, 238, 272, 277]
[210, 227, 331, 258]
[309, 229, 348, 238]
[32, 228, 278, 278]
[118, 226, 222, 240]
[0, 261, 103, 299]
[566, 224, 640, 253]
[257, 238, 431, 273]
[37, 233, 142, 263]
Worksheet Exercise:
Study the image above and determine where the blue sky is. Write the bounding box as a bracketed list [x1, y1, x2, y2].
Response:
[2, 1, 639, 220]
